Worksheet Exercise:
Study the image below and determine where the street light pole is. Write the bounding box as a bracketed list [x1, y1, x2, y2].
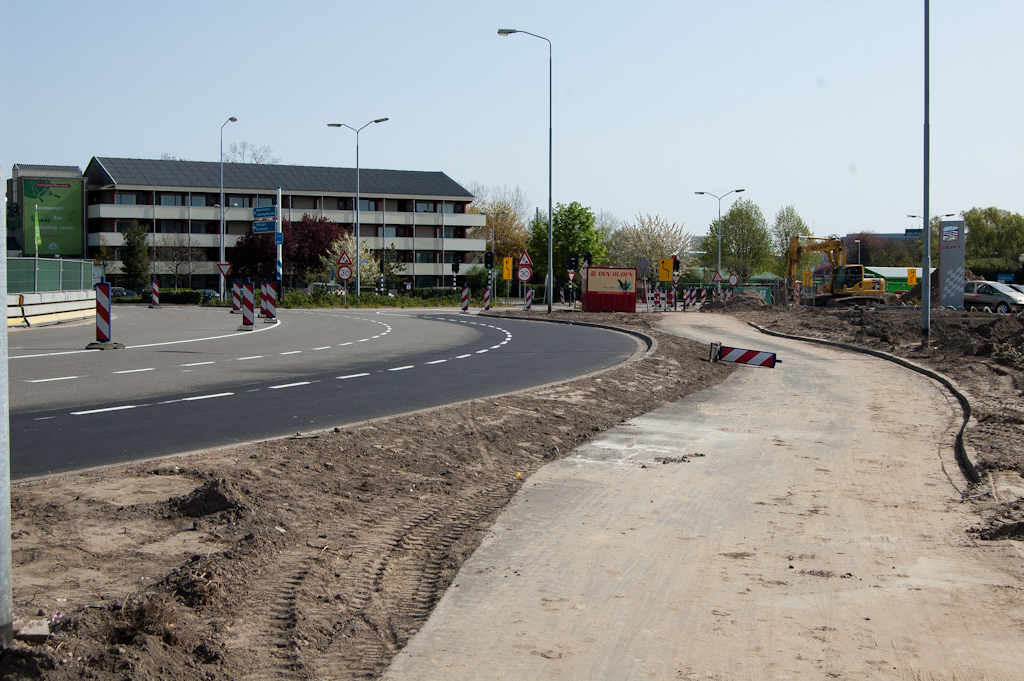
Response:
[694, 189, 745, 289]
[499, 28, 553, 312]
[328, 118, 389, 296]
[855, 239, 861, 264]
[219, 116, 237, 299]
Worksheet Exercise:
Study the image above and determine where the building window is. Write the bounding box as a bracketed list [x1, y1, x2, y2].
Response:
[415, 252, 436, 264]
[415, 201, 435, 213]
[115, 221, 133, 233]
[358, 198, 377, 211]
[157, 220, 184, 233]
[440, 203, 454, 214]
[115, 193, 136, 205]
[229, 196, 251, 208]
[257, 197, 274, 208]
[190, 195, 207, 207]
[439, 227, 455, 239]
[160, 194, 182, 206]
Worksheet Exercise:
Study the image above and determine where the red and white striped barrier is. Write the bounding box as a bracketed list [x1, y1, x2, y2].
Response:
[483, 286, 491, 311]
[231, 282, 241, 313]
[95, 283, 111, 342]
[258, 283, 267, 317]
[716, 344, 779, 368]
[559, 287, 565, 304]
[700, 288, 707, 307]
[264, 283, 277, 321]
[668, 288, 675, 309]
[461, 285, 469, 313]
[525, 288, 533, 310]
[149, 280, 160, 308]
[239, 282, 255, 329]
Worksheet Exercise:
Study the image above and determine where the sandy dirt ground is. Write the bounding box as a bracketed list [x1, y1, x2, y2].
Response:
[2, 298, 1023, 680]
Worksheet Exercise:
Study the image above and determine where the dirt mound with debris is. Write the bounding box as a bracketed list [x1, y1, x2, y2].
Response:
[701, 289, 768, 312]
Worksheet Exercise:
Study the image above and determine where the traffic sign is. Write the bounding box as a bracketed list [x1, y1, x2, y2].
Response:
[567, 270, 575, 282]
[672, 272, 681, 284]
[517, 265, 533, 283]
[275, 232, 284, 245]
[658, 258, 673, 282]
[337, 251, 352, 265]
[802, 271, 812, 287]
[711, 270, 724, 283]
[518, 251, 533, 267]
[728, 273, 739, 286]
[337, 265, 353, 281]
[217, 263, 232, 277]
[636, 257, 650, 276]
[253, 206, 278, 219]
[502, 257, 513, 280]
[908, 269, 917, 286]
[252, 220, 276, 234]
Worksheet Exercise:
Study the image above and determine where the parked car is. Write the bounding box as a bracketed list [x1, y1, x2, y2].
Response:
[1009, 283, 1024, 296]
[200, 289, 221, 303]
[963, 280, 1024, 313]
[109, 287, 136, 299]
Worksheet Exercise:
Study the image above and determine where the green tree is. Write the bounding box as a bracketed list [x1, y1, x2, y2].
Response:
[699, 199, 773, 279]
[770, 205, 812, 275]
[964, 207, 1024, 262]
[527, 202, 605, 286]
[120, 221, 151, 291]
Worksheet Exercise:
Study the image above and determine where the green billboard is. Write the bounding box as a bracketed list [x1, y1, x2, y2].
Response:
[23, 179, 84, 256]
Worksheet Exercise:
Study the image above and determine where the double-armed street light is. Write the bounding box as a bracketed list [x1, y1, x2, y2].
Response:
[219, 116, 237, 298]
[498, 28, 553, 311]
[328, 118, 389, 294]
[694, 189, 745, 288]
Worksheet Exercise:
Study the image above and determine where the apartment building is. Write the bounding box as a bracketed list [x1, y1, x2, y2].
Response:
[9, 157, 486, 290]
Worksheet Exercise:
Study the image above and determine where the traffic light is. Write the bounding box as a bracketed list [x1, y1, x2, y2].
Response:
[569, 252, 579, 270]
[484, 251, 494, 270]
[672, 255, 679, 272]
[452, 256, 461, 274]
[584, 251, 593, 267]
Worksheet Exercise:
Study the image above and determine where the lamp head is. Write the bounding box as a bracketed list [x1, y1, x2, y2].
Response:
[735, 188, 745, 193]
[498, 28, 518, 36]
[327, 123, 342, 127]
[694, 191, 705, 195]
[373, 117, 389, 124]
[228, 117, 237, 123]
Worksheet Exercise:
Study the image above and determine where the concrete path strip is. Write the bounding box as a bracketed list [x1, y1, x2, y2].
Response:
[384, 313, 1024, 680]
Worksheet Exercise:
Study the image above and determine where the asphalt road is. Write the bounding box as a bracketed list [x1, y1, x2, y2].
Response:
[8, 305, 639, 480]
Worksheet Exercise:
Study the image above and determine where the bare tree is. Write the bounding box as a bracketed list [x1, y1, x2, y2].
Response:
[161, 232, 205, 289]
[465, 183, 532, 263]
[605, 214, 696, 269]
[224, 141, 280, 164]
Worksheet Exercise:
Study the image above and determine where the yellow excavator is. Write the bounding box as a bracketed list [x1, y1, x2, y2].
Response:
[786, 235, 886, 306]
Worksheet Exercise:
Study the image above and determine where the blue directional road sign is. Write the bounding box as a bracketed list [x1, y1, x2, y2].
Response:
[252, 220, 276, 234]
[275, 232, 284, 245]
[253, 206, 278, 219]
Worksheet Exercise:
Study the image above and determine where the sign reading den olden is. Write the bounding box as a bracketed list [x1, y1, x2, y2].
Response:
[23, 179, 84, 256]
[584, 267, 637, 294]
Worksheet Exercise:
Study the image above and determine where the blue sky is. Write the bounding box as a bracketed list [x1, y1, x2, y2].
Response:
[4, 1, 1021, 240]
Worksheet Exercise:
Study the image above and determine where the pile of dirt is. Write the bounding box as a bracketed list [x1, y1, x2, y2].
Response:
[701, 289, 768, 312]
[3, 318, 732, 681]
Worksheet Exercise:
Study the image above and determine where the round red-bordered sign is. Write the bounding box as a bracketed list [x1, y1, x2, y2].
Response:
[517, 266, 533, 283]
[337, 265, 353, 281]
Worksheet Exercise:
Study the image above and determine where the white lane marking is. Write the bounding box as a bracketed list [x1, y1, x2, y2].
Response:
[357, 339, 369, 343]
[72, 405, 137, 416]
[113, 368, 155, 374]
[425, 359, 447, 365]
[455, 354, 471, 359]
[236, 356, 263, 361]
[339, 342, 354, 346]
[388, 366, 414, 372]
[270, 382, 311, 389]
[371, 335, 381, 339]
[279, 351, 302, 355]
[126, 318, 281, 349]
[159, 392, 234, 404]
[26, 376, 81, 383]
[476, 349, 489, 354]
[34, 416, 56, 421]
[11, 349, 101, 359]
[313, 346, 331, 350]
[490, 345, 501, 349]
[338, 373, 369, 380]
[179, 361, 215, 367]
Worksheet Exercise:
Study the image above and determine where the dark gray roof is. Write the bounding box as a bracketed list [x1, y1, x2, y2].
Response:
[85, 157, 474, 199]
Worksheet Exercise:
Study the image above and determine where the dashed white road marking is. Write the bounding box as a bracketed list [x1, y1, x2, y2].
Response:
[455, 354, 471, 359]
[236, 356, 263, 361]
[337, 373, 369, 380]
[425, 359, 447, 365]
[26, 376, 81, 383]
[279, 351, 302, 355]
[389, 365, 414, 372]
[72, 405, 137, 416]
[113, 368, 155, 374]
[270, 382, 311, 389]
[179, 361, 215, 367]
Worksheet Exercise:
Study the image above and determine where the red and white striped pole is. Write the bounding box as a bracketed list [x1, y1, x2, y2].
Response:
[264, 282, 277, 321]
[95, 282, 111, 342]
[525, 288, 533, 310]
[149, 280, 160, 308]
[258, 282, 267, 317]
[700, 288, 707, 307]
[483, 285, 491, 311]
[460, 285, 470, 313]
[231, 281, 241, 313]
[239, 282, 255, 330]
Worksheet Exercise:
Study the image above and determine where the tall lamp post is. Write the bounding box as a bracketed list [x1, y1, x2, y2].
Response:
[219, 116, 237, 298]
[328, 118, 389, 295]
[499, 28, 553, 312]
[854, 239, 861, 264]
[694, 189, 745, 288]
